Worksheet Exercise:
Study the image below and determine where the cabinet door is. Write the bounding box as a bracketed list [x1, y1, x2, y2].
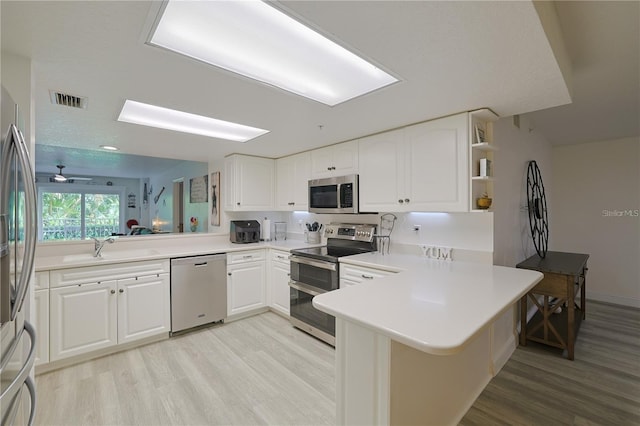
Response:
[117, 273, 170, 344]
[310, 145, 336, 178]
[227, 261, 266, 316]
[358, 131, 405, 212]
[237, 156, 275, 210]
[332, 140, 359, 175]
[271, 260, 291, 315]
[34, 289, 49, 365]
[291, 151, 310, 209]
[276, 155, 295, 210]
[223, 156, 236, 211]
[276, 152, 309, 211]
[50, 281, 117, 361]
[404, 113, 469, 212]
[310, 141, 359, 178]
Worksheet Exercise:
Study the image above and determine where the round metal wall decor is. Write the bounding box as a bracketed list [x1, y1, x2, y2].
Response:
[526, 160, 549, 258]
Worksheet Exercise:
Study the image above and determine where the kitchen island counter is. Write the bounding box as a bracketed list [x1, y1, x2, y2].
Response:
[313, 254, 542, 426]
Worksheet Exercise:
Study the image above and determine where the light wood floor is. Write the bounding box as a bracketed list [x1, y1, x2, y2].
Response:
[35, 301, 639, 425]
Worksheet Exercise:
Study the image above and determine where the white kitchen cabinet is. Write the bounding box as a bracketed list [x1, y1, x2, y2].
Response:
[359, 113, 469, 212]
[269, 250, 291, 316]
[227, 251, 267, 317]
[34, 289, 49, 365]
[48, 259, 170, 363]
[117, 273, 170, 344]
[224, 154, 275, 211]
[50, 280, 118, 361]
[276, 151, 310, 211]
[310, 140, 359, 178]
[340, 264, 395, 288]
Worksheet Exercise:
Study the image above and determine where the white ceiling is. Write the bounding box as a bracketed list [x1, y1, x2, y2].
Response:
[2, 1, 638, 176]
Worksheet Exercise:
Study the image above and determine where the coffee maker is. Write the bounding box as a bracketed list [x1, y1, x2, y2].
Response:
[230, 220, 261, 243]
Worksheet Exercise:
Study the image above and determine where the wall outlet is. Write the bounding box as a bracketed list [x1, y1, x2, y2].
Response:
[419, 245, 453, 261]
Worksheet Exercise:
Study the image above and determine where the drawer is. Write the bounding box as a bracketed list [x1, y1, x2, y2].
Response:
[340, 264, 394, 284]
[270, 250, 290, 264]
[227, 250, 265, 265]
[50, 259, 170, 288]
[34, 271, 50, 290]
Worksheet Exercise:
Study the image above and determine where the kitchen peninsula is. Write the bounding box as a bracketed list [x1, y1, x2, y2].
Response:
[313, 255, 543, 425]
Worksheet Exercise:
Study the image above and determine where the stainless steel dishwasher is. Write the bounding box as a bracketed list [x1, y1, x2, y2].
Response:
[170, 253, 227, 334]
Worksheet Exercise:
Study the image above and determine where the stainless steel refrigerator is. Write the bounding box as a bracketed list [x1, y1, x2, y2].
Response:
[1, 85, 38, 425]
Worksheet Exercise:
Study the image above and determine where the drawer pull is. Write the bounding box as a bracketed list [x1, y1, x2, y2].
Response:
[110, 289, 116, 294]
[362, 274, 374, 279]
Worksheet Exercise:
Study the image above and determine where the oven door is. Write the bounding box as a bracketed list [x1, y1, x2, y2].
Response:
[288, 280, 335, 345]
[289, 255, 338, 291]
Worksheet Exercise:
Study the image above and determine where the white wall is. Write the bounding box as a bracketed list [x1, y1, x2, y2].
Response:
[493, 115, 554, 268]
[551, 136, 640, 307]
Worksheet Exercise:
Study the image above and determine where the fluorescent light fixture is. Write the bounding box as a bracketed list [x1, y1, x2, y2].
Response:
[100, 145, 119, 151]
[148, 1, 398, 106]
[117, 100, 269, 142]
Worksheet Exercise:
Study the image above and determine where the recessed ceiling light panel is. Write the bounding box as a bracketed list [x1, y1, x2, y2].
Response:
[148, 1, 399, 106]
[117, 100, 269, 142]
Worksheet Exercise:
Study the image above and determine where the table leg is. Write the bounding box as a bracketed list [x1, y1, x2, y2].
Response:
[581, 269, 586, 320]
[567, 277, 575, 360]
[520, 295, 527, 346]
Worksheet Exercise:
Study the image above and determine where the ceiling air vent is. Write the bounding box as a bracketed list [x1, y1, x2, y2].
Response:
[49, 90, 88, 109]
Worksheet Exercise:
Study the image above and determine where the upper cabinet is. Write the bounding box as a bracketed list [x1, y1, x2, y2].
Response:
[359, 112, 469, 212]
[310, 140, 359, 178]
[469, 109, 499, 212]
[276, 151, 310, 211]
[224, 154, 275, 211]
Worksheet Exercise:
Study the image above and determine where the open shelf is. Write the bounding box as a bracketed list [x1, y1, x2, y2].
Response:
[471, 142, 498, 152]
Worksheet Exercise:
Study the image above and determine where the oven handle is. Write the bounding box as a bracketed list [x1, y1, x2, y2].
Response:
[289, 255, 337, 271]
[288, 280, 326, 297]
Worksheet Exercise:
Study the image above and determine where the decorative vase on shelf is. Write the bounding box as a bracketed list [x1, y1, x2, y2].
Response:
[476, 193, 492, 210]
[189, 217, 198, 232]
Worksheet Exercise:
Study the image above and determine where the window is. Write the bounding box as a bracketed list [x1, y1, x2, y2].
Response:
[38, 184, 125, 241]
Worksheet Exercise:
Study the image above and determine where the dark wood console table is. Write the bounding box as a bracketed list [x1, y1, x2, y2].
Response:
[516, 251, 589, 360]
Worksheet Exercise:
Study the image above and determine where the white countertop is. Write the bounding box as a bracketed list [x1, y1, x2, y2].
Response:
[313, 253, 543, 355]
[35, 236, 319, 271]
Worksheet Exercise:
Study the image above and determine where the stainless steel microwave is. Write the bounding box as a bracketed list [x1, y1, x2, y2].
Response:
[308, 174, 359, 214]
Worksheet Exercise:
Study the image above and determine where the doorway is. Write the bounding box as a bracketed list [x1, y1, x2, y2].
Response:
[172, 178, 184, 233]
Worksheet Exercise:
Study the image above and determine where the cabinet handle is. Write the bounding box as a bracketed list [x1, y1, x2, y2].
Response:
[331, 166, 336, 170]
[361, 274, 374, 279]
[404, 198, 410, 203]
[243, 255, 253, 259]
[110, 289, 115, 294]
[119, 289, 124, 293]
[228, 272, 232, 276]
[327, 167, 332, 171]
[236, 202, 240, 206]
[277, 255, 285, 259]
[398, 199, 404, 204]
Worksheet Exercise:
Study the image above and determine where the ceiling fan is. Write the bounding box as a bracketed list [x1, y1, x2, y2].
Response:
[51, 164, 92, 182]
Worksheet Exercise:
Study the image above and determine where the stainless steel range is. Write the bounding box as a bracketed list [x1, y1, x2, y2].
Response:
[289, 223, 376, 345]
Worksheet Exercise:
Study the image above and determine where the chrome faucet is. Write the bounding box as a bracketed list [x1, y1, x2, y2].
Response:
[93, 237, 115, 257]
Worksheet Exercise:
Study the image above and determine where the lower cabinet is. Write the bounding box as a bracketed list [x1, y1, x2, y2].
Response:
[34, 289, 50, 366]
[48, 265, 170, 363]
[227, 251, 266, 317]
[117, 274, 170, 345]
[270, 250, 290, 316]
[50, 280, 118, 361]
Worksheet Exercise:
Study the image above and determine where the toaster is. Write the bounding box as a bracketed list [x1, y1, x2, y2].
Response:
[230, 220, 261, 244]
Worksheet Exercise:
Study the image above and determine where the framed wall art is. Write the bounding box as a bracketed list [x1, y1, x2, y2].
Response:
[211, 171, 220, 226]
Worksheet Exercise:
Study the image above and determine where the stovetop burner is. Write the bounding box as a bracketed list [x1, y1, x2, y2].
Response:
[291, 223, 377, 262]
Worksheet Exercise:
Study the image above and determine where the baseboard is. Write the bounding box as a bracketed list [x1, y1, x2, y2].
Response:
[587, 293, 640, 309]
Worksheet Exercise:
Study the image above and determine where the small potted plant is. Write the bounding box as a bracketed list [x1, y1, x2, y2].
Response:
[477, 192, 492, 210]
[190, 216, 198, 232]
